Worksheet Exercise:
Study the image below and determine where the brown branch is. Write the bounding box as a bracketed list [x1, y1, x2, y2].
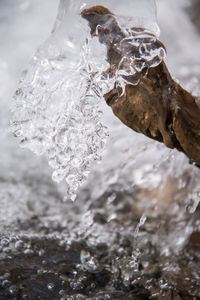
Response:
[81, 5, 200, 167]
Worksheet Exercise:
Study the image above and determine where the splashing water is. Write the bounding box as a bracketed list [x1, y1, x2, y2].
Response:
[10, 0, 166, 200]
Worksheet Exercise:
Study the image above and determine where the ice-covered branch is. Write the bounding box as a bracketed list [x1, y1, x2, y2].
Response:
[82, 5, 200, 167]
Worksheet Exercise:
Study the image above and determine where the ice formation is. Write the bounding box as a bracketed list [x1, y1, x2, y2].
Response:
[11, 0, 165, 200]
[11, 1, 111, 201]
[1, 0, 200, 298]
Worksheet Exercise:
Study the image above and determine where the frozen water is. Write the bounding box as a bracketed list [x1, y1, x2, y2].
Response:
[7, 0, 200, 252]
[1, 0, 200, 299]
[10, 3, 110, 200]
[81, 0, 160, 35]
[11, 0, 166, 200]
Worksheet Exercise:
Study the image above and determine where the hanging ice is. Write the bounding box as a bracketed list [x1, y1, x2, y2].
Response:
[10, 0, 164, 200]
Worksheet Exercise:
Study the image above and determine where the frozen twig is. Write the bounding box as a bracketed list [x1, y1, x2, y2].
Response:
[81, 5, 200, 167]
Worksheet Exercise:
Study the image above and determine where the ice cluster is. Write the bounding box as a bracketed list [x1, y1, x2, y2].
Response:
[1, 0, 200, 298]
[10, 2, 113, 200]
[11, 0, 165, 200]
[110, 27, 166, 91]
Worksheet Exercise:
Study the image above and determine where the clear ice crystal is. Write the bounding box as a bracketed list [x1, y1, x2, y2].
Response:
[114, 28, 166, 92]
[10, 3, 112, 200]
[10, 0, 165, 200]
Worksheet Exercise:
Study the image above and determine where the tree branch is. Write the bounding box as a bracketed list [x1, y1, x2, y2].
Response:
[81, 5, 200, 167]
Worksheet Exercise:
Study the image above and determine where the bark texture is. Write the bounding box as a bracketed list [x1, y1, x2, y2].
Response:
[104, 62, 200, 167]
[81, 5, 200, 167]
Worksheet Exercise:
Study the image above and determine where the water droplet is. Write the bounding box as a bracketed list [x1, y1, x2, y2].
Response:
[9, 285, 18, 295]
[23, 248, 34, 255]
[2, 280, 11, 288]
[14, 129, 23, 137]
[0, 238, 10, 246]
[80, 250, 100, 272]
[15, 240, 24, 250]
[47, 282, 55, 290]
[3, 247, 11, 254]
